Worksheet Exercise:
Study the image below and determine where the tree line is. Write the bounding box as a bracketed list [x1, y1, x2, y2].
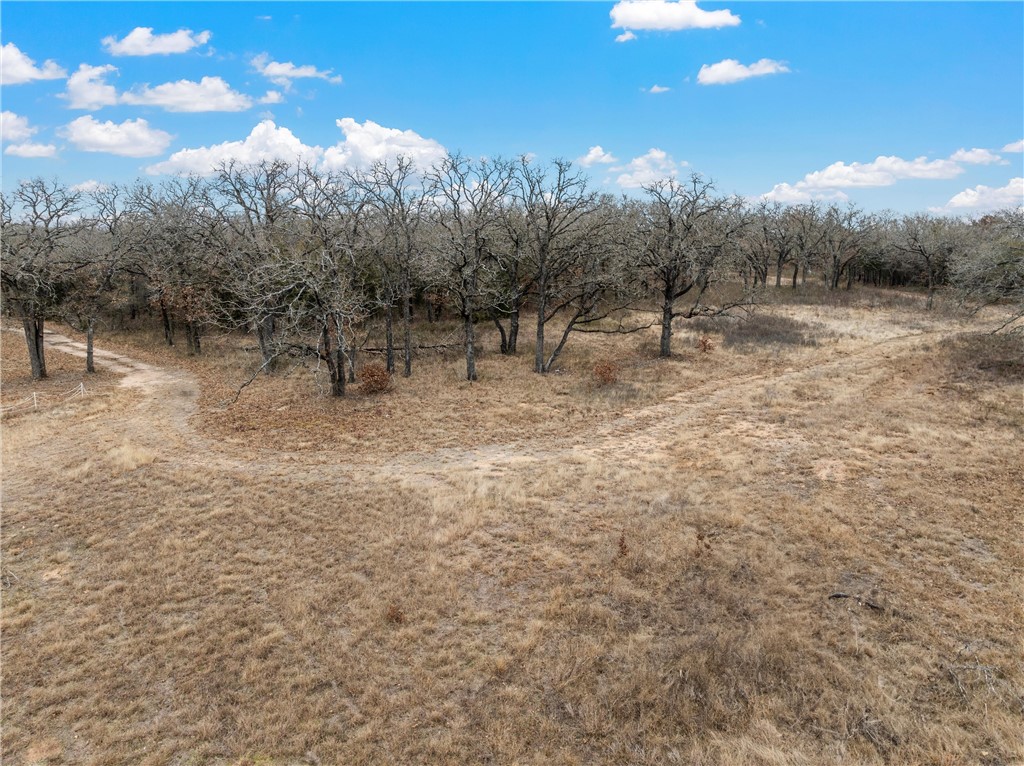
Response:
[2, 155, 1021, 391]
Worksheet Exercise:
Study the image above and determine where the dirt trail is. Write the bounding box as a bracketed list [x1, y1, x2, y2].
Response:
[29, 319, 944, 487]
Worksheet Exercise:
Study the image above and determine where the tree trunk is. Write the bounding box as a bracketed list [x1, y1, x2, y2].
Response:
[161, 302, 174, 346]
[464, 302, 477, 382]
[508, 307, 519, 355]
[493, 315, 509, 354]
[385, 306, 395, 374]
[535, 278, 547, 373]
[185, 322, 201, 355]
[256, 316, 276, 374]
[23, 314, 47, 380]
[659, 281, 675, 358]
[86, 318, 96, 374]
[792, 262, 800, 288]
[402, 283, 412, 378]
[322, 322, 345, 397]
[925, 260, 935, 310]
[347, 347, 357, 384]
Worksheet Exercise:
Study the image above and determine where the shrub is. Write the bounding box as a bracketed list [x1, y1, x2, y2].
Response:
[696, 336, 715, 353]
[593, 359, 621, 386]
[358, 361, 392, 395]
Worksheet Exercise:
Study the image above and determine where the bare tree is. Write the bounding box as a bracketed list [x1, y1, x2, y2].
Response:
[950, 209, 1024, 331]
[128, 177, 224, 354]
[892, 213, 966, 309]
[511, 157, 604, 372]
[210, 159, 299, 369]
[426, 153, 515, 381]
[352, 157, 429, 377]
[819, 203, 870, 290]
[290, 165, 372, 396]
[0, 179, 84, 379]
[635, 175, 749, 358]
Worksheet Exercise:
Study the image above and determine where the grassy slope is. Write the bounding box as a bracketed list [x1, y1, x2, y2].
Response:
[2, 290, 1022, 766]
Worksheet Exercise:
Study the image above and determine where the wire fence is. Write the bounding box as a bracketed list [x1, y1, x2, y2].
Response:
[0, 383, 86, 415]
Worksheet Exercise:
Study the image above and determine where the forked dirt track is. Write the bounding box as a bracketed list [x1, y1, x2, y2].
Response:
[33, 321, 944, 485]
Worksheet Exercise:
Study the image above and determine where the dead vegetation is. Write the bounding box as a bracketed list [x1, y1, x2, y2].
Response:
[2, 295, 1022, 766]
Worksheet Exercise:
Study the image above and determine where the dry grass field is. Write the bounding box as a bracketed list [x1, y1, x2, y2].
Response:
[2, 288, 1022, 766]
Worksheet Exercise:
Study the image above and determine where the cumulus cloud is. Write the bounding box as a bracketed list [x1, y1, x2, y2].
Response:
[145, 120, 322, 175]
[1, 111, 37, 143]
[122, 77, 254, 112]
[259, 91, 285, 105]
[802, 155, 963, 188]
[63, 115, 173, 157]
[761, 184, 849, 204]
[251, 54, 342, 89]
[102, 27, 212, 56]
[1, 43, 66, 85]
[610, 0, 740, 32]
[762, 147, 1020, 203]
[935, 177, 1024, 212]
[615, 31, 637, 43]
[613, 148, 686, 189]
[576, 145, 618, 167]
[5, 142, 57, 158]
[63, 64, 120, 110]
[697, 58, 789, 85]
[645, 84, 671, 94]
[322, 118, 446, 171]
[1000, 139, 1023, 153]
[950, 147, 1006, 165]
[72, 180, 109, 193]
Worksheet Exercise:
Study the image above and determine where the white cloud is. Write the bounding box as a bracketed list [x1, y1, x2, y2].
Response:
[645, 84, 671, 94]
[322, 118, 445, 171]
[72, 180, 109, 193]
[576, 145, 618, 167]
[762, 147, 1017, 203]
[4, 142, 57, 159]
[63, 115, 173, 157]
[1, 111, 37, 143]
[936, 177, 1024, 212]
[615, 31, 637, 43]
[761, 183, 849, 204]
[950, 147, 1005, 165]
[610, 1, 740, 32]
[1000, 139, 1023, 153]
[613, 148, 686, 189]
[802, 155, 963, 188]
[63, 64, 120, 110]
[251, 54, 342, 89]
[122, 76, 253, 112]
[1, 43, 66, 85]
[259, 90, 285, 105]
[102, 27, 211, 56]
[146, 120, 322, 175]
[697, 58, 789, 85]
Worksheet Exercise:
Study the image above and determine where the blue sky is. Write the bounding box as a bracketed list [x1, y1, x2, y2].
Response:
[1, 1, 1022, 214]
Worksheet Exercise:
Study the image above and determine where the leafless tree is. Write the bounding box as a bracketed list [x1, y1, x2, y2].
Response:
[819, 203, 871, 291]
[635, 175, 750, 358]
[0, 179, 84, 379]
[426, 153, 515, 381]
[351, 157, 429, 377]
[951, 209, 1024, 331]
[210, 159, 299, 369]
[511, 157, 605, 372]
[892, 213, 967, 309]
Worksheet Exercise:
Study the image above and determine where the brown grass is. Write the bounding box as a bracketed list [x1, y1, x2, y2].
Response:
[2, 295, 1022, 765]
